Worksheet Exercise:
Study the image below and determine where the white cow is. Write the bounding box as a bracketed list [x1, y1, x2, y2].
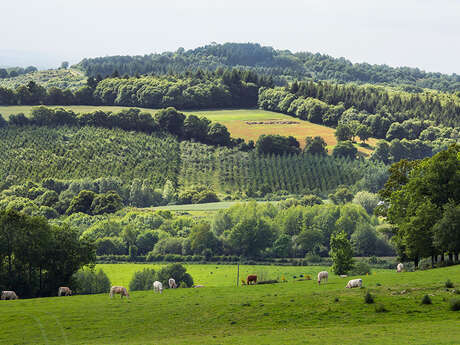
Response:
[110, 286, 129, 299]
[317, 271, 328, 285]
[168, 278, 177, 289]
[346, 279, 363, 289]
[58, 287, 72, 296]
[397, 263, 404, 273]
[1, 291, 18, 300]
[153, 281, 163, 293]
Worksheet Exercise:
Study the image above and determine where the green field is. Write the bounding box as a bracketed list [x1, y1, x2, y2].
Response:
[0, 105, 376, 155]
[1, 264, 459, 345]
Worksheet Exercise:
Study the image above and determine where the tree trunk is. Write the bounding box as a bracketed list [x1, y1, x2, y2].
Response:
[414, 257, 419, 269]
[440, 253, 445, 263]
[448, 253, 453, 263]
[431, 255, 435, 268]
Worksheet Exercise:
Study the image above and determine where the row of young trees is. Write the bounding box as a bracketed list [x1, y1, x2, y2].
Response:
[179, 141, 387, 196]
[75, 42, 460, 92]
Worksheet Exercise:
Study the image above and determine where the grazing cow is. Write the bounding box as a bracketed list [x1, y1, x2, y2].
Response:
[397, 263, 404, 273]
[346, 279, 363, 289]
[58, 287, 72, 296]
[153, 281, 163, 293]
[168, 278, 177, 289]
[193, 285, 205, 288]
[317, 271, 328, 285]
[110, 286, 129, 299]
[340, 275, 348, 278]
[246, 275, 257, 285]
[1, 291, 18, 300]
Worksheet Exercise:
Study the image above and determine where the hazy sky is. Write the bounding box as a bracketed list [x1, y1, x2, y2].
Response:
[1, 0, 459, 73]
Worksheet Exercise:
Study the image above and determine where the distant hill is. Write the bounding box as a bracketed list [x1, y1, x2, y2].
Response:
[0, 68, 86, 90]
[75, 43, 460, 92]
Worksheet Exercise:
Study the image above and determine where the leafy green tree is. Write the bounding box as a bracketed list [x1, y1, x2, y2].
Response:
[371, 140, 391, 164]
[189, 223, 220, 255]
[66, 190, 96, 215]
[332, 141, 357, 159]
[136, 231, 159, 255]
[154, 107, 186, 136]
[255, 134, 300, 155]
[352, 191, 380, 215]
[300, 194, 323, 207]
[433, 201, 460, 262]
[385, 144, 460, 267]
[329, 231, 354, 275]
[272, 234, 292, 258]
[329, 186, 354, 205]
[129, 268, 156, 291]
[155, 263, 194, 287]
[207, 123, 231, 146]
[335, 123, 353, 141]
[356, 125, 371, 143]
[91, 191, 123, 215]
[304, 136, 327, 155]
[229, 217, 275, 258]
[296, 228, 324, 256]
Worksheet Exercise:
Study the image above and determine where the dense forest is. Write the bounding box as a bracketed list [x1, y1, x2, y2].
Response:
[75, 43, 460, 92]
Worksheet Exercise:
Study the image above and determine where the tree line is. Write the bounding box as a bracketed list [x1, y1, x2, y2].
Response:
[3, 106, 234, 147]
[0, 69, 272, 109]
[74, 42, 460, 92]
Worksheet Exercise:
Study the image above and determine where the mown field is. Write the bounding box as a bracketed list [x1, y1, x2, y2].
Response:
[0, 106, 376, 155]
[1, 264, 459, 345]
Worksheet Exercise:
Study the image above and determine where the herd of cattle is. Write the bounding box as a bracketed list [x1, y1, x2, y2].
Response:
[1, 263, 405, 300]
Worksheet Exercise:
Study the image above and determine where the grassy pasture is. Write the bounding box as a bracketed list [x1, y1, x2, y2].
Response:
[0, 106, 376, 155]
[0, 264, 459, 344]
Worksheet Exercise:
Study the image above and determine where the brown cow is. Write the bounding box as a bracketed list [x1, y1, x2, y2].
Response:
[110, 286, 129, 299]
[58, 287, 72, 296]
[246, 275, 257, 285]
[1, 291, 18, 300]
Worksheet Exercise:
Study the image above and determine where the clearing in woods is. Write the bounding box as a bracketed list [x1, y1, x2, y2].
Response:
[0, 264, 459, 345]
[0, 106, 376, 155]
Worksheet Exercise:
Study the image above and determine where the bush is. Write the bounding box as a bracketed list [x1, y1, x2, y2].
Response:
[449, 299, 460, 311]
[364, 291, 374, 304]
[375, 304, 388, 313]
[156, 263, 194, 288]
[421, 295, 432, 305]
[305, 253, 321, 263]
[445, 279, 454, 288]
[129, 268, 156, 291]
[73, 269, 111, 294]
[351, 261, 371, 275]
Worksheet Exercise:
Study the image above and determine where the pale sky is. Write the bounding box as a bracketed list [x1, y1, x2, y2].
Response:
[1, 0, 459, 74]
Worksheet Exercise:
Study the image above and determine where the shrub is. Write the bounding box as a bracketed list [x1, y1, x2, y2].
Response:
[421, 295, 432, 305]
[445, 279, 454, 288]
[364, 291, 374, 304]
[129, 268, 156, 291]
[156, 263, 194, 288]
[73, 269, 111, 294]
[449, 299, 460, 311]
[305, 253, 321, 263]
[375, 304, 388, 313]
[351, 261, 371, 275]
